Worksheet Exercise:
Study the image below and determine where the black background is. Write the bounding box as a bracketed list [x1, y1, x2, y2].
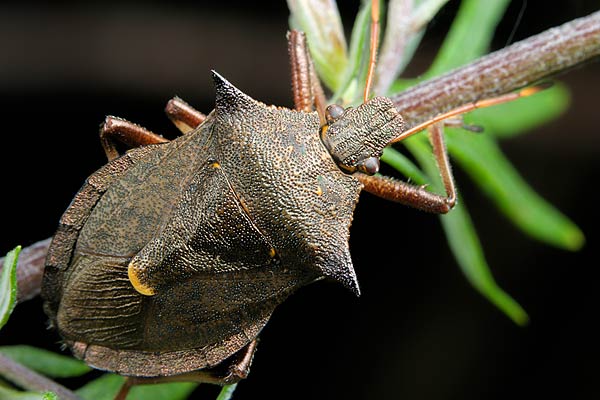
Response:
[1, 1, 599, 399]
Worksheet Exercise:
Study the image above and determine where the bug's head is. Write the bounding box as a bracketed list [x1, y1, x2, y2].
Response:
[320, 97, 405, 175]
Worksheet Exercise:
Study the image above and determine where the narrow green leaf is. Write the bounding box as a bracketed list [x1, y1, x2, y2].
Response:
[427, 0, 511, 75]
[404, 136, 528, 324]
[0, 386, 47, 400]
[76, 374, 198, 400]
[440, 200, 529, 325]
[216, 384, 238, 400]
[412, 0, 453, 30]
[128, 382, 198, 400]
[0, 345, 91, 378]
[446, 130, 585, 250]
[287, 0, 348, 91]
[385, 0, 581, 321]
[333, 0, 373, 103]
[42, 392, 58, 400]
[374, 0, 450, 94]
[76, 374, 124, 400]
[0, 246, 21, 331]
[468, 84, 571, 138]
[389, 0, 510, 92]
[381, 147, 428, 185]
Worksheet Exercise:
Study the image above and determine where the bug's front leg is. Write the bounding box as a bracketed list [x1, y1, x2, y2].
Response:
[287, 30, 326, 117]
[357, 123, 457, 214]
[364, 84, 552, 212]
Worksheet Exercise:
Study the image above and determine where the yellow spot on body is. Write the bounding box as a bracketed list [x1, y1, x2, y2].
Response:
[285, 145, 294, 157]
[269, 247, 276, 258]
[128, 262, 156, 296]
[211, 161, 221, 169]
[316, 186, 323, 196]
[520, 85, 542, 97]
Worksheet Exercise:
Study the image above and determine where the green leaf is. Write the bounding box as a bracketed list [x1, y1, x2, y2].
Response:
[378, 0, 530, 322]
[128, 382, 198, 400]
[216, 384, 238, 400]
[76, 374, 124, 400]
[0, 345, 91, 378]
[390, 0, 510, 92]
[333, 0, 373, 103]
[0, 246, 21, 331]
[42, 392, 58, 400]
[380, 147, 428, 185]
[385, 0, 582, 323]
[427, 0, 511, 75]
[287, 0, 348, 91]
[440, 200, 529, 325]
[468, 83, 571, 138]
[405, 136, 528, 324]
[445, 129, 585, 250]
[0, 386, 47, 400]
[76, 374, 198, 400]
[412, 0, 453, 30]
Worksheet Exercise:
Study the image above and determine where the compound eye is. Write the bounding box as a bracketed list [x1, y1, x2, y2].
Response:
[359, 157, 380, 175]
[325, 104, 345, 123]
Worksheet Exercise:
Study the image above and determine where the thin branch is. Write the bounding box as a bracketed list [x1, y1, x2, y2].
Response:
[0, 353, 82, 400]
[0, 238, 51, 303]
[392, 10, 600, 128]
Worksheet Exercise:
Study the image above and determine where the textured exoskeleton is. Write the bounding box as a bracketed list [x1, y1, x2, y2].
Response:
[42, 71, 403, 381]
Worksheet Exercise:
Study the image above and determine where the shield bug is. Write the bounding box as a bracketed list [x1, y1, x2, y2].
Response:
[40, 3, 553, 397]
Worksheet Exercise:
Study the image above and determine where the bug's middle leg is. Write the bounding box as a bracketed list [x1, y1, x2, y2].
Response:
[101, 94, 208, 162]
[357, 122, 457, 214]
[164, 96, 207, 134]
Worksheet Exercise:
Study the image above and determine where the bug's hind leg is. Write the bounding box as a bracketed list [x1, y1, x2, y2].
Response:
[213, 337, 259, 384]
[357, 122, 457, 214]
[100, 116, 169, 162]
[113, 340, 259, 400]
[164, 96, 207, 134]
[173, 338, 259, 385]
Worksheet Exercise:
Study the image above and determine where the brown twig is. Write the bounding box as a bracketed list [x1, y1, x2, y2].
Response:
[392, 10, 600, 128]
[0, 353, 82, 400]
[0, 237, 51, 303]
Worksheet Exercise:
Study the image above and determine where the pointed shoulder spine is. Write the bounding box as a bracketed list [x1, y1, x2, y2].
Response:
[211, 70, 257, 114]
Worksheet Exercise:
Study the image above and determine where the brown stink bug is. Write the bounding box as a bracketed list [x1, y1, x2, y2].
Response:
[39, 4, 556, 398]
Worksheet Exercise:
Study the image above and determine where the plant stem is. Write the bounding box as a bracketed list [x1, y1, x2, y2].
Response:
[0, 353, 81, 400]
[392, 10, 600, 128]
[0, 237, 51, 303]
